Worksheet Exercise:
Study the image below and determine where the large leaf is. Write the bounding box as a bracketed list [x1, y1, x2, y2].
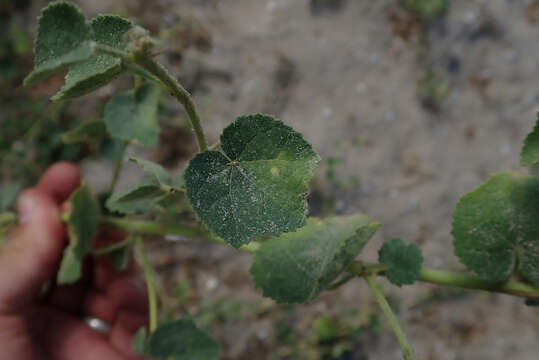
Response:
[52, 15, 133, 100]
[378, 238, 423, 287]
[250, 215, 380, 303]
[58, 184, 101, 284]
[185, 114, 320, 247]
[520, 113, 539, 167]
[148, 318, 220, 360]
[24, 1, 95, 86]
[452, 171, 539, 286]
[104, 83, 160, 146]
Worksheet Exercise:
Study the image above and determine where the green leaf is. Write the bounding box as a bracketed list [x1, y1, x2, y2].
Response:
[250, 215, 380, 304]
[24, 1, 95, 86]
[132, 327, 148, 355]
[0, 183, 22, 211]
[130, 157, 178, 187]
[104, 83, 161, 146]
[520, 113, 539, 167]
[109, 247, 129, 271]
[58, 184, 101, 284]
[106, 177, 162, 215]
[52, 15, 133, 100]
[62, 121, 106, 144]
[378, 238, 423, 287]
[452, 171, 539, 286]
[148, 318, 220, 360]
[185, 114, 320, 247]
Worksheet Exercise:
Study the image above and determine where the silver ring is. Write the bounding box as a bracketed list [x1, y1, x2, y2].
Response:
[83, 316, 112, 335]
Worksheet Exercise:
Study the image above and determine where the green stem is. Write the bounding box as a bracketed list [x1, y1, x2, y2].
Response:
[348, 261, 539, 300]
[364, 275, 416, 360]
[100, 216, 207, 238]
[107, 141, 129, 194]
[135, 237, 158, 333]
[92, 238, 132, 255]
[122, 62, 163, 85]
[133, 54, 207, 151]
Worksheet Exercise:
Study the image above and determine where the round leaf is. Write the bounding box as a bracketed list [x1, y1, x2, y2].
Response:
[378, 238, 423, 287]
[185, 114, 320, 247]
[104, 83, 161, 146]
[24, 1, 94, 86]
[452, 171, 539, 286]
[148, 318, 220, 360]
[250, 215, 380, 303]
[52, 15, 133, 100]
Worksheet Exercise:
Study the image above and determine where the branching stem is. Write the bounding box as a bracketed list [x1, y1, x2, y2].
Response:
[133, 53, 207, 151]
[107, 140, 129, 194]
[364, 275, 416, 360]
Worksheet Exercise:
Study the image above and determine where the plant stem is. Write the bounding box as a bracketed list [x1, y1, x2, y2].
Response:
[92, 238, 132, 255]
[348, 261, 539, 300]
[364, 275, 416, 360]
[133, 54, 207, 151]
[107, 141, 129, 194]
[135, 237, 158, 333]
[100, 216, 207, 238]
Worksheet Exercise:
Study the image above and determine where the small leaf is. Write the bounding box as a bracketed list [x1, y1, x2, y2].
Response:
[62, 121, 106, 144]
[148, 318, 220, 360]
[452, 171, 539, 286]
[185, 114, 320, 247]
[378, 238, 423, 287]
[520, 113, 539, 167]
[109, 247, 129, 271]
[52, 15, 133, 100]
[24, 1, 95, 86]
[250, 215, 380, 303]
[132, 327, 148, 355]
[104, 83, 160, 146]
[0, 183, 22, 211]
[106, 177, 162, 215]
[130, 157, 177, 187]
[58, 184, 101, 284]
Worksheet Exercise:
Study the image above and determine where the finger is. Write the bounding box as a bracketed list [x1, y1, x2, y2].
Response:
[109, 311, 147, 359]
[36, 162, 80, 204]
[93, 229, 135, 292]
[0, 190, 65, 311]
[40, 308, 126, 360]
[83, 277, 148, 324]
[49, 283, 86, 315]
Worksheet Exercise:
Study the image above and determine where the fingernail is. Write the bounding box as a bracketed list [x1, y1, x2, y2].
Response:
[18, 195, 34, 224]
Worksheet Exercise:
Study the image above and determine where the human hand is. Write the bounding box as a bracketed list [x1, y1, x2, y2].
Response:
[0, 163, 148, 360]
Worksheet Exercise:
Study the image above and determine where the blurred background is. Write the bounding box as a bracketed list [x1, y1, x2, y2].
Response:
[1, 0, 538, 359]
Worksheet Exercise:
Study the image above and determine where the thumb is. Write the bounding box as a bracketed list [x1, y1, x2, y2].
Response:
[0, 190, 65, 312]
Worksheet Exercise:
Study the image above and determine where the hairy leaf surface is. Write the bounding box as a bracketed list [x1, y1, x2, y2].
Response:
[185, 114, 320, 247]
[104, 83, 160, 145]
[250, 215, 380, 303]
[52, 15, 133, 100]
[378, 238, 423, 286]
[58, 184, 101, 284]
[24, 1, 94, 86]
[520, 113, 539, 167]
[148, 318, 220, 360]
[452, 171, 539, 286]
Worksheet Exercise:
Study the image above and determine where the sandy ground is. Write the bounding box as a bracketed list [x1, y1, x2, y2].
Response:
[14, 0, 539, 359]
